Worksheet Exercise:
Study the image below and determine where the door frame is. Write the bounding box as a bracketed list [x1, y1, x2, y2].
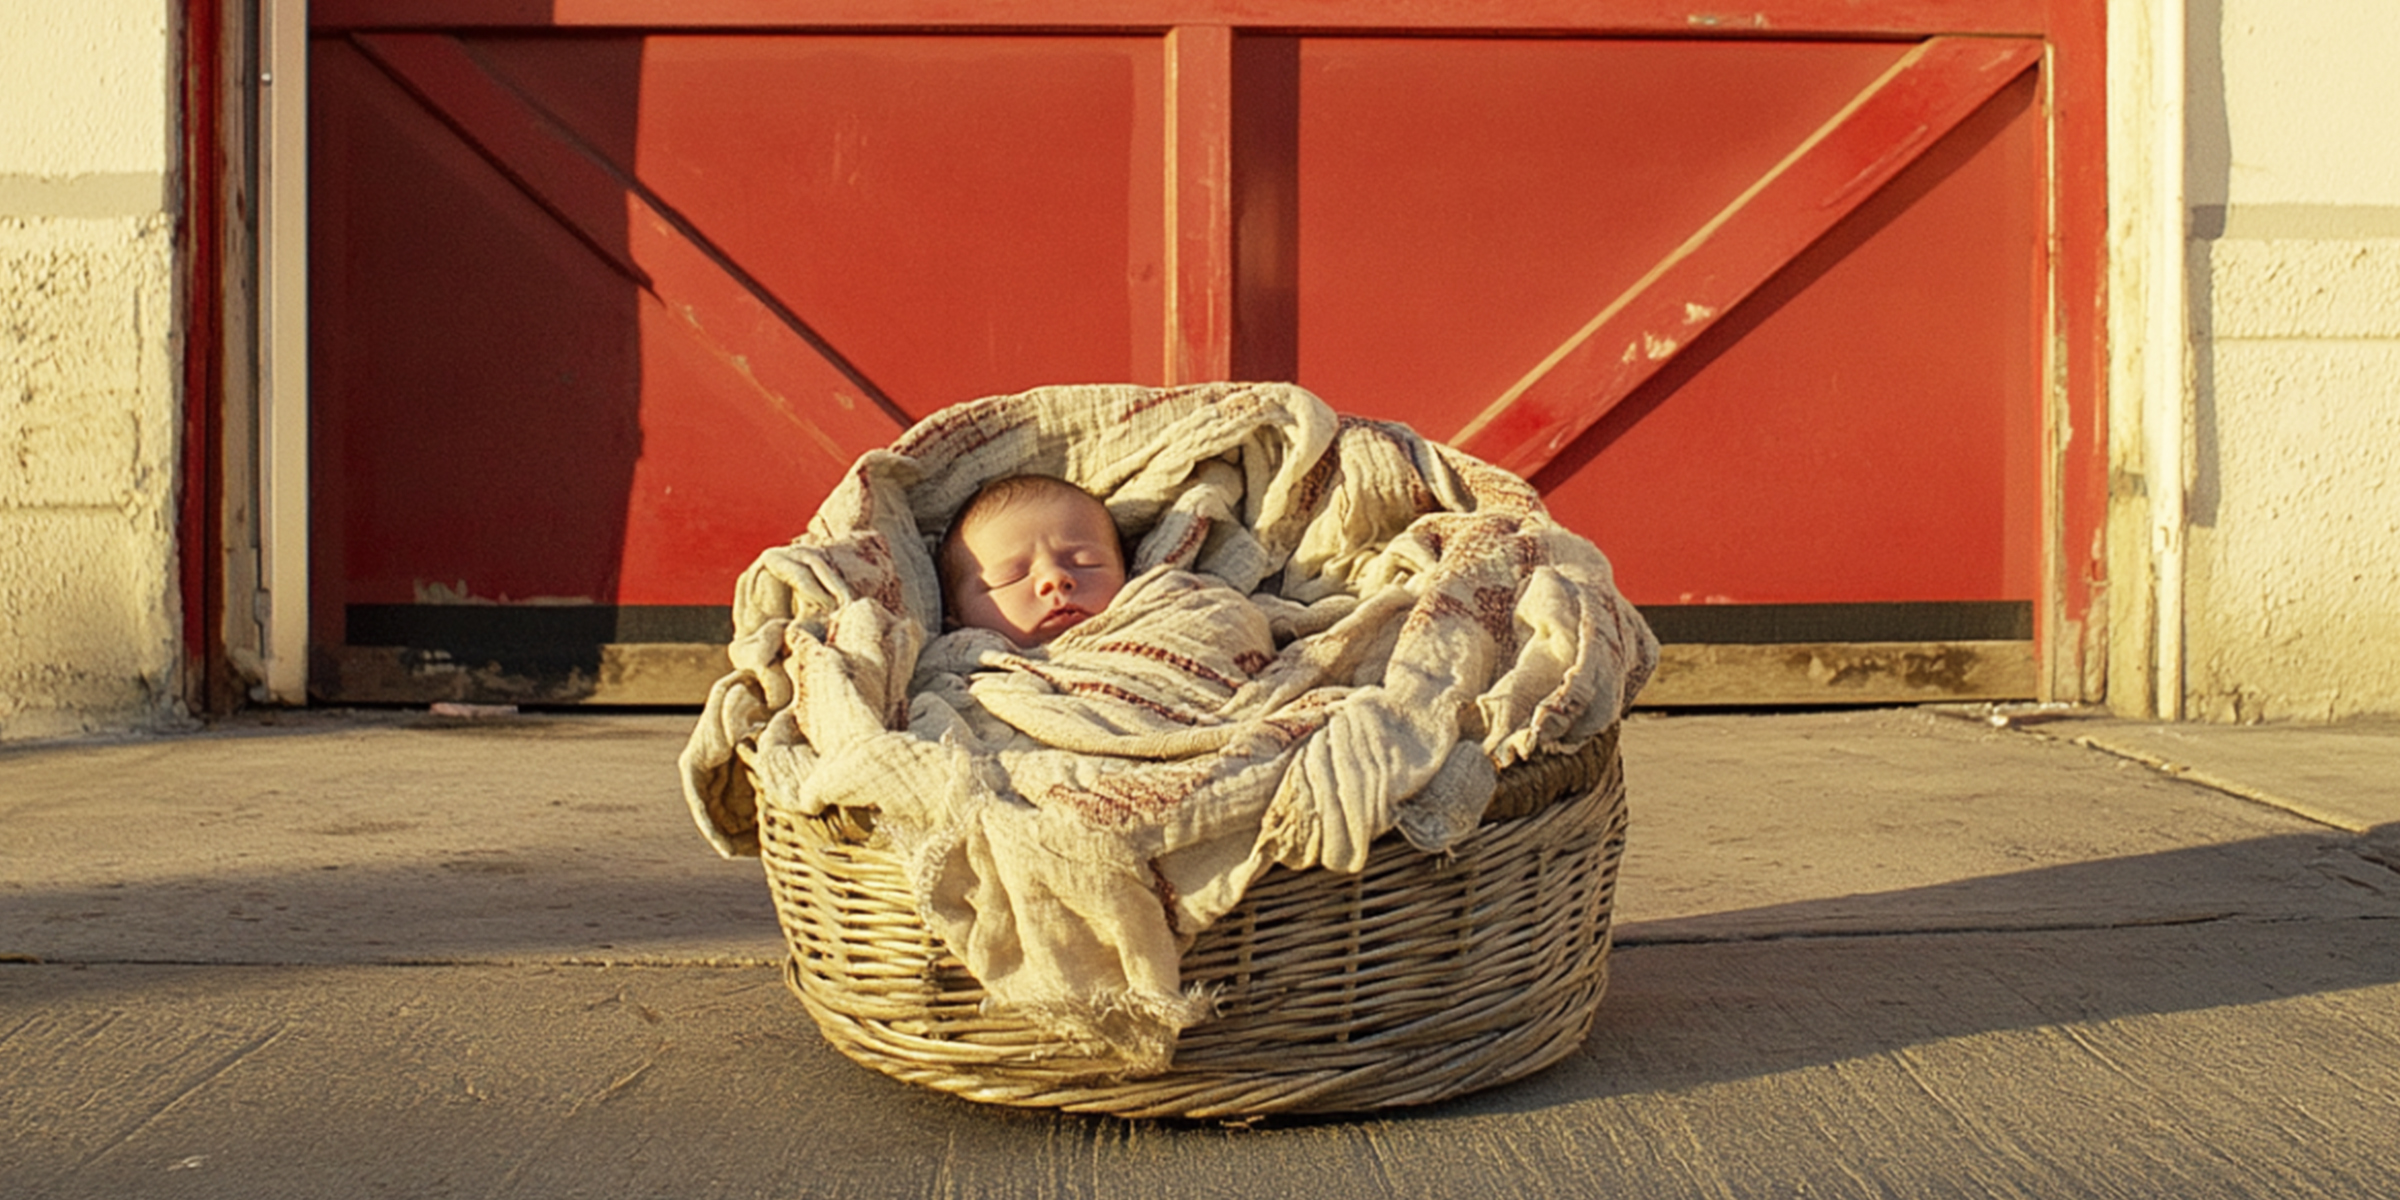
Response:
[255, 0, 311, 705]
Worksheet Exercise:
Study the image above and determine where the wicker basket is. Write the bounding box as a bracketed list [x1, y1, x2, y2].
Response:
[754, 723, 1627, 1119]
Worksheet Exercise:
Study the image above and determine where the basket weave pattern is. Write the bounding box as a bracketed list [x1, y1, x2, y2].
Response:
[756, 725, 1627, 1118]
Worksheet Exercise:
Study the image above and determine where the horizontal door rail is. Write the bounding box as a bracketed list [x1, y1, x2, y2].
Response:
[315, 0, 2049, 36]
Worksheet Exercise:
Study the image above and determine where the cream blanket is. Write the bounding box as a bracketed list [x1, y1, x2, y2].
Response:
[680, 382, 1656, 1073]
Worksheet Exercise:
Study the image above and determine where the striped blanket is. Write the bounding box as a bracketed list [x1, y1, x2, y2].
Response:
[681, 382, 1656, 1073]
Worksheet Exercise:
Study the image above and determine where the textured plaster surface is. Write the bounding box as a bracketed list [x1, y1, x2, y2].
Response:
[2208, 238, 2400, 338]
[2208, 0, 2400, 206]
[2190, 237, 2400, 722]
[0, 216, 183, 741]
[0, 2, 180, 738]
[2173, 0, 2400, 722]
[0, 0, 171, 179]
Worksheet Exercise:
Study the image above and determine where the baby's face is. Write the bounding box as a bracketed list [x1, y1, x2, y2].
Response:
[950, 494, 1126, 646]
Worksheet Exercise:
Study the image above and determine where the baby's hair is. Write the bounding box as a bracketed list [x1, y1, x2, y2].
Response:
[936, 474, 1125, 612]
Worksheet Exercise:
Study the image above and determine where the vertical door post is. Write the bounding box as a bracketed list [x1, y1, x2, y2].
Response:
[256, 0, 310, 703]
[1165, 25, 1234, 384]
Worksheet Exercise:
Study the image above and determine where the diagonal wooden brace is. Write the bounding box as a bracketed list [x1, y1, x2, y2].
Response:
[1451, 36, 2044, 478]
[352, 32, 911, 467]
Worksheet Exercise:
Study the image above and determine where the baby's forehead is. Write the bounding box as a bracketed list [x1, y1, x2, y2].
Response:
[1014, 490, 1102, 518]
[940, 478, 1119, 578]
[973, 487, 1108, 532]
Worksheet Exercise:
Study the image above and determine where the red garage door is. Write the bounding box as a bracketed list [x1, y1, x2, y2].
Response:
[306, 1, 2107, 707]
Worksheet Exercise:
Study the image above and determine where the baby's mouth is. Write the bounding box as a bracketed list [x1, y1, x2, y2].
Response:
[1035, 606, 1090, 634]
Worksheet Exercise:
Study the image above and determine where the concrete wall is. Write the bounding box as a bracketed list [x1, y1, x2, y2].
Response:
[2184, 0, 2400, 721]
[0, 1, 185, 740]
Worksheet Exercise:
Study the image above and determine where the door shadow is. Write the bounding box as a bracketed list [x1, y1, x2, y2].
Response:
[310, 28, 652, 703]
[1454, 823, 2400, 1115]
[8, 808, 2394, 1098]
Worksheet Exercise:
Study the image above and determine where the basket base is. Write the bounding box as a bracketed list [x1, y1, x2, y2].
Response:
[786, 949, 1610, 1119]
[758, 730, 1629, 1119]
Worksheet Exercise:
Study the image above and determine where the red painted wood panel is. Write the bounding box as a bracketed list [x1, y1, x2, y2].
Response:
[1288, 36, 2044, 606]
[1291, 36, 1906, 443]
[1450, 38, 2045, 478]
[304, 4, 2107, 700]
[602, 35, 1167, 410]
[314, 39, 652, 623]
[312, 32, 1165, 620]
[1532, 71, 2048, 606]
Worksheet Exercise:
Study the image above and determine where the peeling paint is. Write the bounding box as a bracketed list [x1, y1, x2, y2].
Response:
[1686, 13, 1770, 31]
[412, 580, 599, 606]
[1683, 301, 1717, 325]
[319, 644, 726, 705]
[1643, 333, 1680, 360]
[1640, 641, 2036, 706]
[1796, 645, 1982, 694]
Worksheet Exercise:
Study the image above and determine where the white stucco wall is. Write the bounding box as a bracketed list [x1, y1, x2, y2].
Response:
[2181, 0, 2400, 721]
[2189, 0, 2400, 210]
[0, 1, 185, 740]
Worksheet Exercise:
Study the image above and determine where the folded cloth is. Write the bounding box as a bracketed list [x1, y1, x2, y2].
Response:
[680, 382, 1657, 1074]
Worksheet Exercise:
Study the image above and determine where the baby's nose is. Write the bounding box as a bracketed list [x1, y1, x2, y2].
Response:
[1036, 565, 1074, 595]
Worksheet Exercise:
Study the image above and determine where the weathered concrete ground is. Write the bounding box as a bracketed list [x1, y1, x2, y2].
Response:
[5, 706, 2396, 1198]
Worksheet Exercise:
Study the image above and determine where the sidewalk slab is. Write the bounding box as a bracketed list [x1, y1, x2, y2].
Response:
[9, 708, 2387, 963]
[1614, 708, 2395, 942]
[2017, 713, 2400, 835]
[5, 706, 2398, 1198]
[7, 923, 2399, 1199]
[0, 710, 779, 966]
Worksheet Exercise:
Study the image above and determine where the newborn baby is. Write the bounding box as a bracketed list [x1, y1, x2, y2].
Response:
[925, 474, 1281, 758]
[937, 474, 1128, 646]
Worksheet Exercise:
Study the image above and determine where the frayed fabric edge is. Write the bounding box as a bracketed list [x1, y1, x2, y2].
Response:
[987, 984, 1220, 1079]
